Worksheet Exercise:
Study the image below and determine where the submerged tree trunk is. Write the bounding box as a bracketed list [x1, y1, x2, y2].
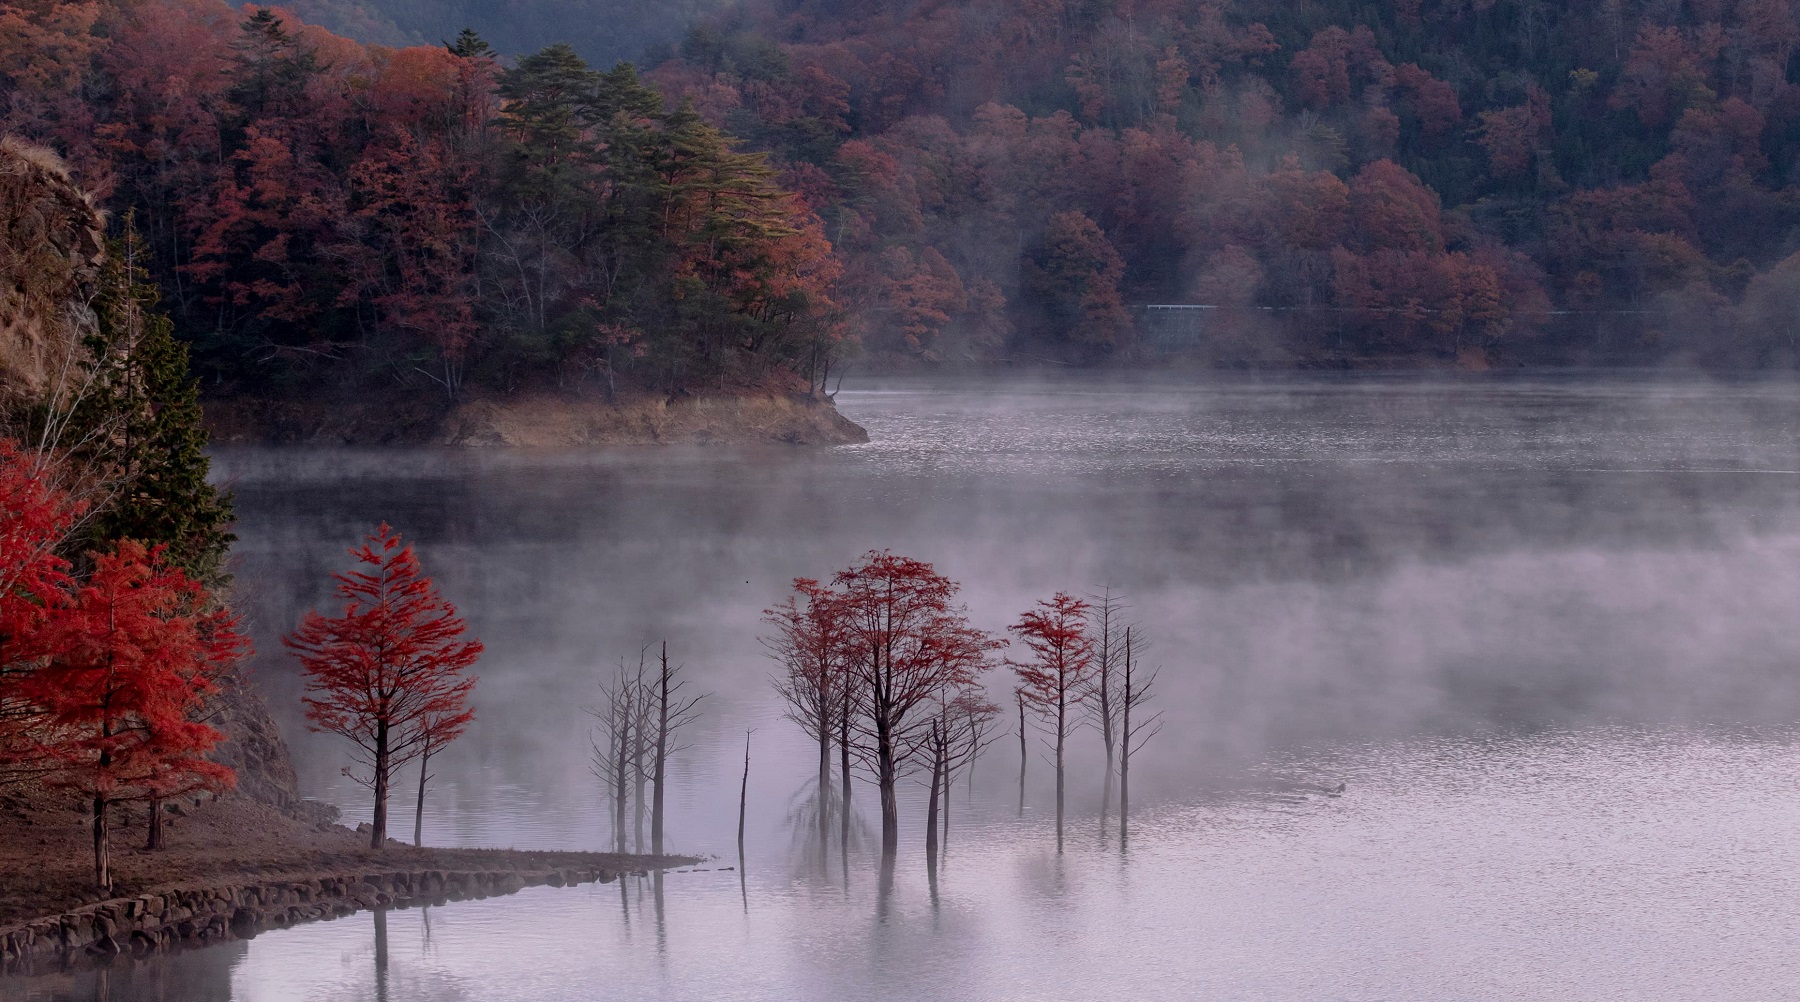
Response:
[1054, 686, 1067, 851]
[1096, 591, 1117, 837]
[738, 731, 751, 861]
[876, 735, 899, 859]
[925, 722, 943, 875]
[1120, 629, 1132, 846]
[614, 699, 630, 854]
[633, 682, 648, 853]
[817, 709, 832, 851]
[652, 642, 671, 856]
[838, 690, 852, 862]
[1016, 691, 1026, 817]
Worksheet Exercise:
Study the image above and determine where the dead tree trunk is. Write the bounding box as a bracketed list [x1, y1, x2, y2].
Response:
[1016, 689, 1027, 817]
[1091, 588, 1123, 836]
[652, 642, 670, 856]
[614, 696, 630, 853]
[738, 731, 751, 862]
[925, 720, 943, 875]
[838, 688, 852, 859]
[648, 641, 703, 857]
[1119, 626, 1162, 847]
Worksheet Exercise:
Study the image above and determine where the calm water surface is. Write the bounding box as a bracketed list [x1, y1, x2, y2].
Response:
[11, 373, 1800, 1000]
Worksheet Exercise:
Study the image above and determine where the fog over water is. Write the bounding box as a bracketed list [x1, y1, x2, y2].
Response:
[13, 372, 1800, 1000]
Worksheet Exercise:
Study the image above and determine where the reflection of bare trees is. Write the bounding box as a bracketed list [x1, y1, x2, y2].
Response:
[781, 777, 872, 875]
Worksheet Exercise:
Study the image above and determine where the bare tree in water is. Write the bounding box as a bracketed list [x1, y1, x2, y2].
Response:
[1015, 687, 1027, 817]
[927, 689, 999, 865]
[1118, 626, 1162, 847]
[589, 651, 646, 853]
[1085, 587, 1127, 836]
[649, 641, 703, 855]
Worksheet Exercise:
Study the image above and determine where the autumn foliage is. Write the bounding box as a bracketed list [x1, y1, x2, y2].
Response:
[29, 541, 245, 888]
[0, 440, 247, 890]
[1009, 592, 1095, 846]
[10, 0, 1800, 373]
[285, 524, 480, 849]
[764, 552, 1000, 861]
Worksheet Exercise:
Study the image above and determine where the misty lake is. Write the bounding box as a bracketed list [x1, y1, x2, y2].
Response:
[13, 372, 1800, 1000]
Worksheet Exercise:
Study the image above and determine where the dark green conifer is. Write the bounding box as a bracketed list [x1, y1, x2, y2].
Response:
[71, 220, 235, 585]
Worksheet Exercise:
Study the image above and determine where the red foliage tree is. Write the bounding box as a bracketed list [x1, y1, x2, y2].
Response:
[1393, 63, 1462, 137]
[284, 524, 480, 850]
[1024, 210, 1133, 352]
[0, 440, 82, 781]
[832, 551, 1000, 859]
[1347, 159, 1445, 254]
[27, 541, 243, 891]
[764, 578, 850, 849]
[1009, 592, 1094, 848]
[1478, 84, 1553, 178]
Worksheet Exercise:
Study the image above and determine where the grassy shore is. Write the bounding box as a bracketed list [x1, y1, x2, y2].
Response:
[0, 790, 693, 968]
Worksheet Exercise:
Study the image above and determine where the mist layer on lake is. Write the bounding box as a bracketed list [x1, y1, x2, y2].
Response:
[10, 373, 1800, 1000]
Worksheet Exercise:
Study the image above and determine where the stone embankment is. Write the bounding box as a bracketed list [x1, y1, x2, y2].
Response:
[0, 860, 664, 975]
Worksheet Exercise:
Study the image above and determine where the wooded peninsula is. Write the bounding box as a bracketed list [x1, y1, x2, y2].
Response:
[6, 0, 1800, 418]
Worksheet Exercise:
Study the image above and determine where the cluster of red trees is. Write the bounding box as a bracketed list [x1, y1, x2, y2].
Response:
[0, 440, 245, 892]
[765, 552, 1158, 872]
[647, 0, 1800, 364]
[14, 0, 1800, 372]
[1, 2, 846, 399]
[285, 524, 481, 850]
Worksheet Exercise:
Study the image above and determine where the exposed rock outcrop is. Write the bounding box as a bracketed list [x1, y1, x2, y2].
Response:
[0, 137, 105, 409]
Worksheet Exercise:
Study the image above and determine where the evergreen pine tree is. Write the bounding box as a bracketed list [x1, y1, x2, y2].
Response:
[70, 219, 235, 585]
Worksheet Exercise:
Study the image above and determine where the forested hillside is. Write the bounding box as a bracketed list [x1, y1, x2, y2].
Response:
[6, 0, 1800, 387]
[644, 0, 1800, 365]
[1, 4, 843, 400]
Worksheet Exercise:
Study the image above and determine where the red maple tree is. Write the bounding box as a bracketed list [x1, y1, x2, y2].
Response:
[1010, 591, 1095, 848]
[0, 439, 81, 779]
[285, 524, 480, 849]
[832, 551, 1000, 859]
[27, 541, 244, 891]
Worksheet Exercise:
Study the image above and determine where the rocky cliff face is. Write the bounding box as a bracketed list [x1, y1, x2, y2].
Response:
[0, 138, 105, 409]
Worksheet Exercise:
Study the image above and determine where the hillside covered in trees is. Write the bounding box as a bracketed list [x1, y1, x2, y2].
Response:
[7, 0, 1800, 386]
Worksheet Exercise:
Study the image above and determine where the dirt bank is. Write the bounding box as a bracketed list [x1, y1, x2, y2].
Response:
[205, 390, 869, 447]
[0, 791, 692, 973]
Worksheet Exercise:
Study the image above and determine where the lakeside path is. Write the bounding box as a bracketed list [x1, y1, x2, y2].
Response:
[0, 794, 695, 974]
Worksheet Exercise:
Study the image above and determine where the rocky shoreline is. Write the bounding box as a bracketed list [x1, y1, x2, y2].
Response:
[0, 851, 692, 976]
